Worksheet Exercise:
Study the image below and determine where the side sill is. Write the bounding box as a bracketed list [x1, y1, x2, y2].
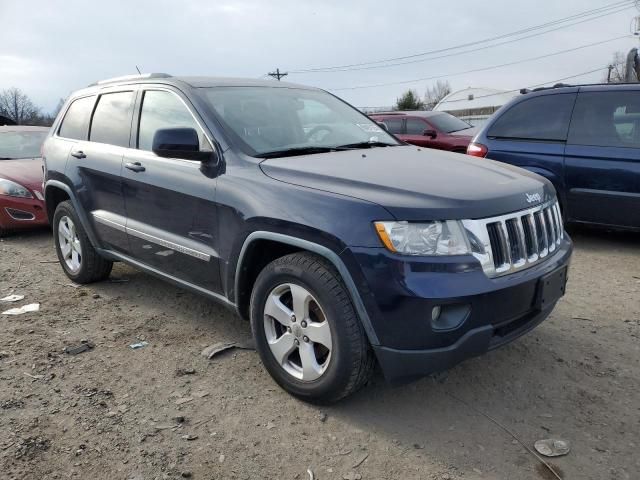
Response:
[97, 248, 236, 312]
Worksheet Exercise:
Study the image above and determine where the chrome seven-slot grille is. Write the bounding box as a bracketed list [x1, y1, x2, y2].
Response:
[462, 200, 564, 277]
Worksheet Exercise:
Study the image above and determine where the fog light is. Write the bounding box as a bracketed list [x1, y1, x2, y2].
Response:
[431, 306, 442, 322]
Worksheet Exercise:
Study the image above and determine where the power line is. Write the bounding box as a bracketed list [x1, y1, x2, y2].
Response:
[356, 65, 617, 110]
[296, 5, 633, 73]
[328, 35, 630, 91]
[290, 0, 634, 73]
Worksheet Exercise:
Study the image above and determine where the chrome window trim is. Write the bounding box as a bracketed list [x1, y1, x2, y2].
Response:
[462, 199, 564, 278]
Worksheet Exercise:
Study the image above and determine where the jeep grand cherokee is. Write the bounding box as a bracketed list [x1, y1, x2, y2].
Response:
[42, 74, 572, 402]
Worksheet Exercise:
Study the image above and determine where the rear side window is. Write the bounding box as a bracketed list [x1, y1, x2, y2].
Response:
[405, 118, 427, 135]
[488, 94, 576, 141]
[381, 117, 403, 134]
[568, 90, 640, 148]
[138, 90, 211, 152]
[89, 92, 134, 147]
[58, 96, 95, 140]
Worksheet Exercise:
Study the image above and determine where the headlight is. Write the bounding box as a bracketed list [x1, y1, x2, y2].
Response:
[0, 178, 33, 198]
[374, 220, 471, 256]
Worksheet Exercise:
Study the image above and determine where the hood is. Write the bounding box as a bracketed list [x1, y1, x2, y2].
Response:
[260, 146, 555, 221]
[449, 126, 478, 138]
[0, 158, 44, 192]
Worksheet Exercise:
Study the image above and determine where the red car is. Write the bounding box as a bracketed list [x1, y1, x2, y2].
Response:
[370, 111, 477, 153]
[0, 126, 50, 236]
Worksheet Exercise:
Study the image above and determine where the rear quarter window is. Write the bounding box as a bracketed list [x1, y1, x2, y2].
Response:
[58, 96, 96, 140]
[488, 93, 576, 142]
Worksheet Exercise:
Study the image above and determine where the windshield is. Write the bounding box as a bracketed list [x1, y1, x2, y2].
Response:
[198, 86, 400, 157]
[428, 113, 472, 133]
[0, 131, 48, 159]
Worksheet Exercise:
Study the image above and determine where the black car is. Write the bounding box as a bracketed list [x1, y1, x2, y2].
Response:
[43, 74, 572, 402]
[468, 83, 640, 231]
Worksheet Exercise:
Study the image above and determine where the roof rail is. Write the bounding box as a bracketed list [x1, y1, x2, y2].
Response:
[88, 73, 172, 87]
[520, 83, 573, 95]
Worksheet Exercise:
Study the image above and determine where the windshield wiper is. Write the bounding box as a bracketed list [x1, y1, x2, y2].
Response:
[255, 146, 342, 159]
[0, 157, 14, 160]
[333, 141, 397, 149]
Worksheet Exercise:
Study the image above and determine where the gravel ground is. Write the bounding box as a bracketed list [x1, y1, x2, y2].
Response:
[0, 226, 638, 480]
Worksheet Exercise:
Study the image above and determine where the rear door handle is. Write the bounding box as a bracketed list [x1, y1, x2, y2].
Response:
[125, 162, 145, 173]
[71, 150, 86, 159]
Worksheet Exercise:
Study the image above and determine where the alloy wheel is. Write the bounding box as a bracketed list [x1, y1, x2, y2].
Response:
[263, 283, 333, 381]
[58, 215, 82, 273]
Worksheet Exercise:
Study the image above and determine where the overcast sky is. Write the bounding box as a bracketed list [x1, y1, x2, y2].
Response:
[0, 0, 637, 113]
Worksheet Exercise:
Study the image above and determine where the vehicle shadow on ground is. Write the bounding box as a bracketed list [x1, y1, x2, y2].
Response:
[567, 224, 640, 252]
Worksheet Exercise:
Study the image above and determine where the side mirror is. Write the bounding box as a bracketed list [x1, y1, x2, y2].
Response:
[376, 121, 389, 132]
[423, 129, 437, 138]
[152, 127, 212, 162]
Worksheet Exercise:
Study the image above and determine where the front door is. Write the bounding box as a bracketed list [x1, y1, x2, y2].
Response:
[565, 89, 640, 228]
[121, 87, 222, 293]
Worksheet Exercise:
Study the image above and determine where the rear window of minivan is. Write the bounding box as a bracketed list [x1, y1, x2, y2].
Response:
[488, 93, 576, 142]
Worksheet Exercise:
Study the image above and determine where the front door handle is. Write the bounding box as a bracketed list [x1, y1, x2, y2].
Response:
[125, 162, 145, 173]
[71, 150, 86, 159]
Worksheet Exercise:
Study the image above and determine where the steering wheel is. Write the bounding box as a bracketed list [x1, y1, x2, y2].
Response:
[306, 125, 334, 143]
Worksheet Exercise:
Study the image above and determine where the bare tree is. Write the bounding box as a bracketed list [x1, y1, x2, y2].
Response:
[0, 88, 41, 125]
[602, 52, 626, 83]
[424, 80, 452, 110]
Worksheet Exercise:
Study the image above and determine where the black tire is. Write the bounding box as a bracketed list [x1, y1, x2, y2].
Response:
[250, 252, 375, 403]
[53, 200, 112, 283]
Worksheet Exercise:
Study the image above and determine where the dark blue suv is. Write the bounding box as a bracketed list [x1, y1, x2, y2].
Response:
[468, 84, 640, 231]
[43, 74, 572, 402]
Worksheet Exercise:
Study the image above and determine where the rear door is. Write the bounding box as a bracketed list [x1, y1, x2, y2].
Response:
[122, 87, 222, 293]
[564, 88, 640, 228]
[60, 90, 134, 253]
[484, 92, 577, 205]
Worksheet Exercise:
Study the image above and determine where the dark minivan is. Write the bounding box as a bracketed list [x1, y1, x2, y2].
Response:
[468, 84, 640, 231]
[43, 74, 572, 402]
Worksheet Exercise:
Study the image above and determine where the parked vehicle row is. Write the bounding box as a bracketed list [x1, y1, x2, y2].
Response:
[41, 74, 572, 402]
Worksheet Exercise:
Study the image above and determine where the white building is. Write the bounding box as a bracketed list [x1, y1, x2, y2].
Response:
[434, 87, 519, 126]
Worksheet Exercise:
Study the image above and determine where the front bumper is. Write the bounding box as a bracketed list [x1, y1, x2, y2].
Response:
[344, 235, 573, 382]
[0, 195, 48, 231]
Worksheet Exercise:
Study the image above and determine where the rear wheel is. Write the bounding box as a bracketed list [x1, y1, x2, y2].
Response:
[250, 252, 374, 403]
[53, 201, 112, 283]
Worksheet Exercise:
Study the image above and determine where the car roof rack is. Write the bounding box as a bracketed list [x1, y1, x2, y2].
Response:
[88, 73, 172, 87]
[520, 83, 573, 94]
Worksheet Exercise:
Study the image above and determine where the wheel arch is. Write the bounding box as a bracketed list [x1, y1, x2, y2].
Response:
[45, 180, 101, 248]
[234, 231, 380, 346]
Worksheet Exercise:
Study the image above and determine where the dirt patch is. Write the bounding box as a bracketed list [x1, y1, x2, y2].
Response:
[1, 226, 639, 479]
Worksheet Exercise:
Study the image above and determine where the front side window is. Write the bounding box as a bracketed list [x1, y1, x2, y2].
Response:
[90, 91, 134, 147]
[405, 118, 427, 135]
[381, 117, 403, 135]
[199, 86, 400, 156]
[488, 93, 576, 142]
[59, 96, 95, 140]
[0, 131, 48, 159]
[138, 90, 211, 152]
[568, 91, 640, 149]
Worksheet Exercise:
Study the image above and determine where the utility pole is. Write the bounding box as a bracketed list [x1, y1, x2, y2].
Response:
[268, 68, 288, 81]
[607, 64, 614, 83]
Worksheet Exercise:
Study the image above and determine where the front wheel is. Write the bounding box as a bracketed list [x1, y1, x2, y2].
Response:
[250, 252, 374, 403]
[53, 201, 112, 283]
